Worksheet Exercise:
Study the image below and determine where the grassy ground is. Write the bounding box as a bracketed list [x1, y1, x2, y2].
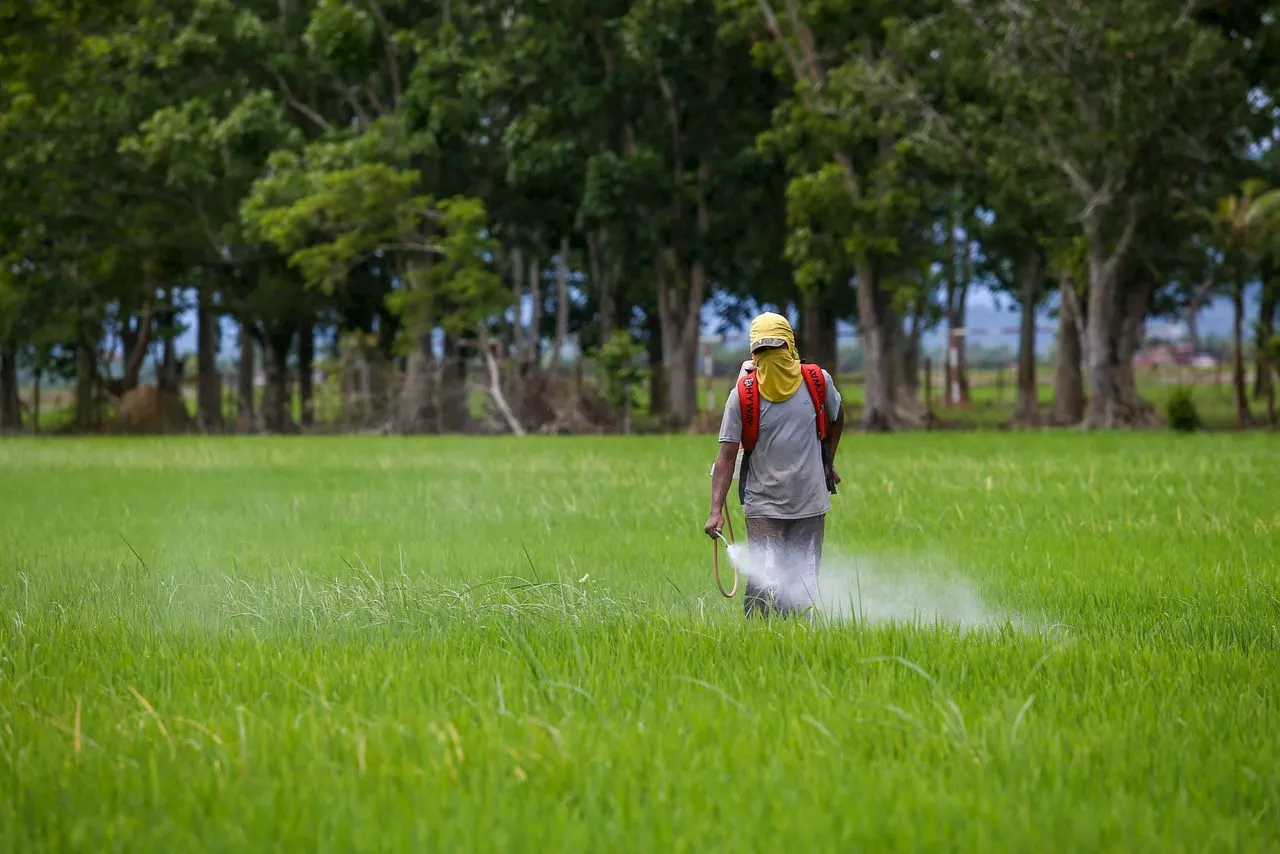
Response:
[2, 434, 1278, 851]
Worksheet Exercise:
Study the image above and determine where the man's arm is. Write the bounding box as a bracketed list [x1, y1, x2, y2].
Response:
[824, 370, 845, 487]
[829, 405, 844, 458]
[708, 383, 743, 537]
[706, 441, 739, 538]
[826, 406, 845, 487]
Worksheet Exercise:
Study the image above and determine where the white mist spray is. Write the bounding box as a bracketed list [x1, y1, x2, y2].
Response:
[724, 542, 1018, 629]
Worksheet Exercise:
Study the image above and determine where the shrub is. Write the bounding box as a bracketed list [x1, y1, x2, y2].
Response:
[1166, 387, 1201, 432]
[596, 331, 645, 425]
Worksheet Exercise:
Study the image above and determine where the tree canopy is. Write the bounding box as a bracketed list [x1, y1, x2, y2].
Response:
[2, 0, 1278, 434]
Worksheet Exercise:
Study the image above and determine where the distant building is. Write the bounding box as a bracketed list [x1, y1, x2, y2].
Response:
[1134, 345, 1179, 369]
[1191, 354, 1219, 370]
[1134, 344, 1220, 370]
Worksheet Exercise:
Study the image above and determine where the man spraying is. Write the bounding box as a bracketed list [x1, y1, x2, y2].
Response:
[705, 312, 844, 618]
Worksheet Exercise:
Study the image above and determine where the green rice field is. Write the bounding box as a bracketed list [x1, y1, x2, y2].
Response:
[2, 434, 1278, 851]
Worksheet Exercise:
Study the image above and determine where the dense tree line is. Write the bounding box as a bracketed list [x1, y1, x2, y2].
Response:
[2, 0, 1279, 435]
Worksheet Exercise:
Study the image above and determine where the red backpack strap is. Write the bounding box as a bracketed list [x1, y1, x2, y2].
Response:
[737, 373, 760, 451]
[800, 363, 828, 441]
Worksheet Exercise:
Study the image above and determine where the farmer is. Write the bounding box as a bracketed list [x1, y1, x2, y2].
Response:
[705, 312, 844, 618]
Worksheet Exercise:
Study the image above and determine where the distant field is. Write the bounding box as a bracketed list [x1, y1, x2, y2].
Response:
[2, 435, 1278, 850]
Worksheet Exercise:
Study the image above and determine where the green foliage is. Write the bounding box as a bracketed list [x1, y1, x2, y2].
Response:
[388, 197, 507, 339]
[595, 330, 645, 416]
[245, 142, 504, 339]
[783, 164, 860, 293]
[1166, 387, 1202, 432]
[1, 0, 1278, 434]
[304, 0, 378, 75]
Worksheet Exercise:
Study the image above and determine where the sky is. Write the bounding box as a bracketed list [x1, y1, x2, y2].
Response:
[715, 286, 1243, 358]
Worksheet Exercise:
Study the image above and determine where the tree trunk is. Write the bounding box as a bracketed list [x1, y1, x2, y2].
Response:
[525, 255, 542, 375]
[901, 331, 919, 400]
[1084, 270, 1153, 427]
[663, 336, 699, 426]
[482, 335, 526, 436]
[237, 321, 256, 433]
[397, 332, 437, 434]
[553, 237, 570, 377]
[376, 307, 401, 361]
[1186, 281, 1211, 352]
[801, 288, 839, 376]
[902, 303, 924, 399]
[32, 366, 41, 435]
[0, 342, 21, 432]
[196, 287, 222, 432]
[1083, 247, 1117, 429]
[1086, 282, 1155, 429]
[1083, 206, 1143, 428]
[340, 344, 355, 431]
[1117, 281, 1157, 424]
[298, 322, 315, 428]
[588, 229, 618, 346]
[857, 258, 896, 432]
[75, 338, 97, 431]
[656, 258, 704, 428]
[1269, 376, 1278, 430]
[646, 310, 666, 419]
[106, 277, 155, 400]
[656, 265, 701, 427]
[1232, 281, 1251, 429]
[656, 164, 711, 429]
[602, 243, 618, 346]
[1254, 288, 1275, 404]
[1012, 245, 1041, 427]
[945, 211, 972, 405]
[282, 349, 294, 427]
[439, 333, 470, 433]
[152, 288, 181, 395]
[509, 246, 526, 358]
[1051, 277, 1085, 425]
[261, 328, 294, 434]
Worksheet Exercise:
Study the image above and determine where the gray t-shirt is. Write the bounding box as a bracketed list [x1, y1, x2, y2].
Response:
[718, 369, 841, 520]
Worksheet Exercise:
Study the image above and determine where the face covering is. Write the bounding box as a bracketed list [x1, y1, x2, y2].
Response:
[749, 312, 802, 403]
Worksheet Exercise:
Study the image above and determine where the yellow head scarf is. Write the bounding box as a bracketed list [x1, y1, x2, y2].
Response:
[749, 312, 803, 403]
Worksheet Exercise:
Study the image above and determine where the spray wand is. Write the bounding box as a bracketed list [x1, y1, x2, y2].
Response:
[712, 513, 739, 598]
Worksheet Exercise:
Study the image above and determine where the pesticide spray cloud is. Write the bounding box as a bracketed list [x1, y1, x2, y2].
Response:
[724, 542, 1018, 629]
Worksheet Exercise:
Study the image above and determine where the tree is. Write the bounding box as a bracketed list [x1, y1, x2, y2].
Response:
[1256, 268, 1278, 424]
[1210, 180, 1280, 428]
[4, 0, 1279, 438]
[719, 0, 963, 430]
[954, 0, 1250, 428]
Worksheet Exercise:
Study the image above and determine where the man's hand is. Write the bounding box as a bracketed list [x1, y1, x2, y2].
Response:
[705, 508, 725, 539]
[826, 465, 842, 487]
